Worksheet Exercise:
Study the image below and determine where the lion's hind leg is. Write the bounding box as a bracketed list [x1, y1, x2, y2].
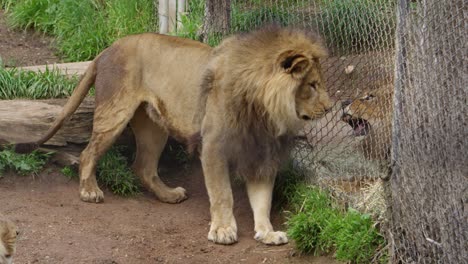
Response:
[79, 100, 140, 203]
[130, 105, 187, 203]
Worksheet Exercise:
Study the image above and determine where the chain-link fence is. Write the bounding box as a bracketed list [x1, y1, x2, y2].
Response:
[389, 0, 467, 263]
[160, 0, 466, 262]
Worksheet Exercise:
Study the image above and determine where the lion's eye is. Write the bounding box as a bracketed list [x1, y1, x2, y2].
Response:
[5, 254, 11, 258]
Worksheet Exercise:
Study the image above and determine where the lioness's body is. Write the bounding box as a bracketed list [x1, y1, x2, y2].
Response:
[94, 33, 211, 140]
[17, 27, 332, 245]
[0, 215, 16, 264]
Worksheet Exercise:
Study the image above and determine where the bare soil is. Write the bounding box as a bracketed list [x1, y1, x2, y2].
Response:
[0, 10, 59, 67]
[0, 10, 341, 264]
[0, 163, 340, 264]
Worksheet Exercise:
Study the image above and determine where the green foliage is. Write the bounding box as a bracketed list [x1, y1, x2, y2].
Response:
[60, 147, 141, 197]
[231, 5, 292, 33]
[321, 208, 385, 263]
[316, 0, 396, 54]
[286, 185, 340, 253]
[286, 184, 387, 263]
[0, 67, 79, 99]
[175, 0, 295, 46]
[162, 141, 190, 166]
[61, 165, 78, 180]
[173, 0, 205, 41]
[273, 160, 306, 209]
[0, 147, 51, 176]
[3, 0, 156, 61]
[96, 146, 141, 196]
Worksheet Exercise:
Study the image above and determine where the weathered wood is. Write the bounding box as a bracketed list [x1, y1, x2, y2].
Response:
[0, 98, 95, 146]
[16, 61, 91, 76]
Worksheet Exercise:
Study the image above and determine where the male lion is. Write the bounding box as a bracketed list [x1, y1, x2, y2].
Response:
[0, 215, 17, 264]
[16, 26, 332, 245]
[341, 86, 393, 160]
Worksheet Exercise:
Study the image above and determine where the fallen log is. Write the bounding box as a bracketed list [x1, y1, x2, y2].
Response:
[0, 98, 136, 166]
[0, 98, 95, 146]
[16, 61, 91, 77]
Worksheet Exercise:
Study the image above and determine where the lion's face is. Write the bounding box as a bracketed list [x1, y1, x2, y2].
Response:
[0, 218, 17, 264]
[341, 87, 393, 136]
[295, 62, 332, 122]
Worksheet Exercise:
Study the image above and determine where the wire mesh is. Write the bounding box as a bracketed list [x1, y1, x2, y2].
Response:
[389, 0, 467, 262]
[166, 0, 466, 262]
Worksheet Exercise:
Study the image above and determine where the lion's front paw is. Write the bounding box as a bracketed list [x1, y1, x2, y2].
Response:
[254, 231, 288, 245]
[80, 186, 104, 203]
[208, 225, 238, 245]
[158, 187, 187, 204]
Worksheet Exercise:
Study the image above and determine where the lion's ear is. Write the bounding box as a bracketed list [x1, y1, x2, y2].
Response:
[279, 53, 310, 79]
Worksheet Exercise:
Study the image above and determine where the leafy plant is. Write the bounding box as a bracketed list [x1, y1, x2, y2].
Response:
[273, 160, 306, 209]
[0, 67, 79, 99]
[60, 147, 141, 196]
[321, 208, 385, 262]
[0, 146, 51, 176]
[3, 0, 156, 61]
[61, 165, 78, 179]
[285, 182, 387, 263]
[96, 146, 141, 196]
[175, 0, 296, 46]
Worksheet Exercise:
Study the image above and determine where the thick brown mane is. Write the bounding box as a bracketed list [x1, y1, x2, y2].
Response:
[196, 26, 327, 179]
[211, 26, 327, 136]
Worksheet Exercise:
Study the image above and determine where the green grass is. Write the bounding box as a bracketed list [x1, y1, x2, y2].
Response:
[285, 182, 387, 263]
[59, 147, 142, 196]
[0, 67, 79, 99]
[0, 146, 52, 176]
[273, 160, 306, 209]
[96, 146, 141, 196]
[2, 0, 156, 61]
[316, 0, 396, 54]
[175, 0, 297, 46]
[0, 145, 140, 196]
[61, 165, 77, 180]
[59, 147, 140, 196]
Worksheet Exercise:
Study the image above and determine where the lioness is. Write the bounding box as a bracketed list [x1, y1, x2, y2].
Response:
[16, 26, 332, 245]
[341, 86, 393, 160]
[0, 215, 17, 264]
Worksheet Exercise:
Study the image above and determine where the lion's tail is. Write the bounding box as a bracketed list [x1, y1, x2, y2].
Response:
[15, 60, 98, 154]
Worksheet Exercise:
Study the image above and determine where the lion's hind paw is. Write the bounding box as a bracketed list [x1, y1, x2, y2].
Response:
[158, 187, 187, 204]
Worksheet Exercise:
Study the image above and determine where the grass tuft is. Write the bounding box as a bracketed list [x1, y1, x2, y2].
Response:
[96, 146, 141, 197]
[61, 165, 78, 180]
[60, 147, 141, 196]
[316, 0, 396, 54]
[285, 179, 387, 263]
[0, 66, 79, 99]
[3, 0, 156, 61]
[175, 0, 296, 46]
[0, 146, 52, 176]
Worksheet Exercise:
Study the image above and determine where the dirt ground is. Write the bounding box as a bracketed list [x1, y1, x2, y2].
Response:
[0, 162, 342, 264]
[0, 10, 59, 67]
[0, 10, 341, 264]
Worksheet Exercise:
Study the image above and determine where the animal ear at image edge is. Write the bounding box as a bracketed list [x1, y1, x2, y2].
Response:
[279, 52, 311, 79]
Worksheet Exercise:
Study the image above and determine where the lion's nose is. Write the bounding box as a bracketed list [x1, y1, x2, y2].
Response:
[341, 99, 352, 109]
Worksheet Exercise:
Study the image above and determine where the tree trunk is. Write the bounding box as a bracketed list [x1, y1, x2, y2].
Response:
[201, 0, 231, 43]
